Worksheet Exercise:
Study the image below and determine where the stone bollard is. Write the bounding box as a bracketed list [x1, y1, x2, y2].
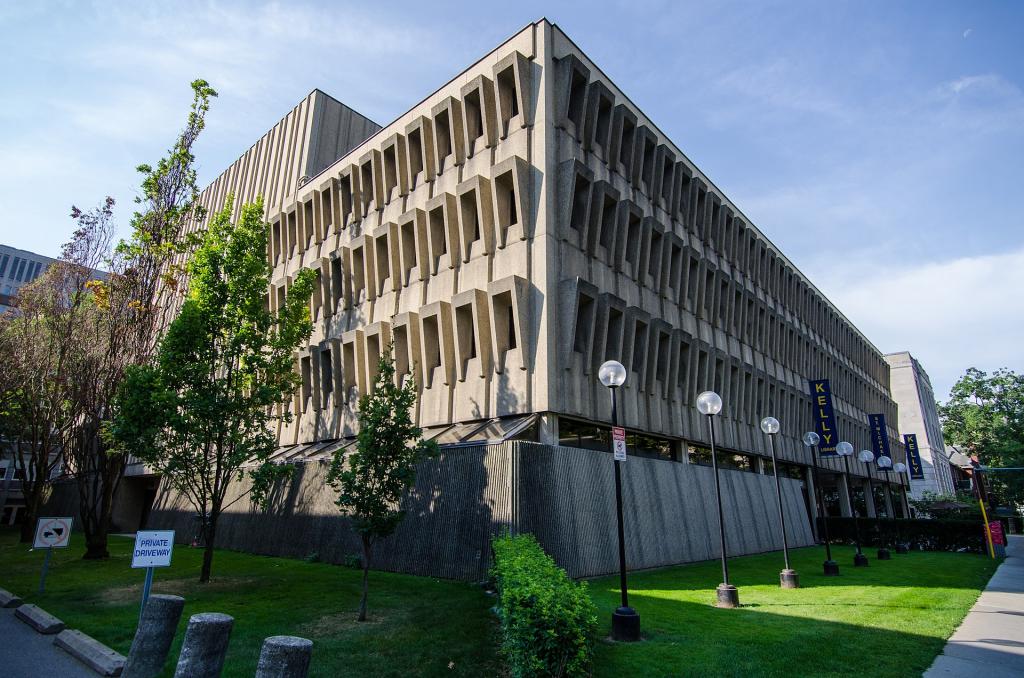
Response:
[123, 594, 186, 678]
[255, 636, 314, 678]
[173, 613, 234, 678]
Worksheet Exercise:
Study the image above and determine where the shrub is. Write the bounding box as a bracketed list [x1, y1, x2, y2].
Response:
[823, 517, 988, 552]
[491, 533, 598, 678]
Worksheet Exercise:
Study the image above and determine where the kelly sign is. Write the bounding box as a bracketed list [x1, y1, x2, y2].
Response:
[904, 434, 925, 479]
[869, 414, 892, 461]
[132, 531, 175, 569]
[808, 379, 838, 456]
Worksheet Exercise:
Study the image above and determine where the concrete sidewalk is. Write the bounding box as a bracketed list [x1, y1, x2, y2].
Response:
[925, 534, 1024, 677]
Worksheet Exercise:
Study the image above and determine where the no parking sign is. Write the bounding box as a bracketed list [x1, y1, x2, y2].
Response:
[33, 517, 73, 549]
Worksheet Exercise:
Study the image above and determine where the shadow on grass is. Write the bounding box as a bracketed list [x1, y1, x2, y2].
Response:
[586, 544, 998, 676]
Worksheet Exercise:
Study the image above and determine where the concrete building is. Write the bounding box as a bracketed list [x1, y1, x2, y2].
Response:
[60, 20, 910, 577]
[886, 351, 955, 499]
[0, 245, 55, 311]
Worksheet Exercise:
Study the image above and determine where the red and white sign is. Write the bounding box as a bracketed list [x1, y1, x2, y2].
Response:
[989, 521, 1005, 546]
[612, 426, 627, 461]
[33, 517, 73, 549]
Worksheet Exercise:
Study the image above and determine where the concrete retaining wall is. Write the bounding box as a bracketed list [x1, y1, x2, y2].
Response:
[140, 441, 812, 580]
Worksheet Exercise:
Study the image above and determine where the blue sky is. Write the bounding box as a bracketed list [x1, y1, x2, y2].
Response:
[1, 1, 1021, 401]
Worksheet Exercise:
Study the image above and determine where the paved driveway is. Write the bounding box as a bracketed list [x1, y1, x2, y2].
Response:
[0, 606, 94, 677]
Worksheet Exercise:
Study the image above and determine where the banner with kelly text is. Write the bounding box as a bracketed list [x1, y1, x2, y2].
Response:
[809, 379, 839, 456]
[904, 433, 925, 479]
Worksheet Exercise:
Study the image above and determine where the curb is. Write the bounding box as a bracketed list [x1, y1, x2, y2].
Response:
[15, 603, 65, 634]
[55, 629, 127, 677]
[0, 587, 23, 608]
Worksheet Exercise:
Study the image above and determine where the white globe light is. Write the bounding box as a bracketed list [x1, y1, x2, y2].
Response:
[598, 360, 627, 388]
[858, 450, 875, 463]
[894, 462, 908, 473]
[836, 441, 854, 457]
[802, 431, 820, 447]
[760, 416, 780, 434]
[877, 455, 893, 469]
[696, 391, 723, 416]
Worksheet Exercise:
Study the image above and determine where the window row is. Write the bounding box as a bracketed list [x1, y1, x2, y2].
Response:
[270, 160, 530, 318]
[293, 276, 528, 413]
[267, 51, 533, 269]
[554, 55, 888, 389]
[563, 278, 894, 446]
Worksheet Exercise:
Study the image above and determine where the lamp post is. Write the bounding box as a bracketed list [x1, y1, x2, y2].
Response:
[857, 449, 885, 558]
[836, 441, 868, 567]
[598, 360, 640, 641]
[803, 431, 839, 576]
[761, 417, 798, 589]
[698, 391, 739, 608]
[877, 455, 894, 559]
[893, 462, 910, 553]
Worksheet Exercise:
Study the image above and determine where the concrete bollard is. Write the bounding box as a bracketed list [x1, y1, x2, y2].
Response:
[123, 594, 186, 678]
[255, 636, 314, 678]
[173, 612, 234, 678]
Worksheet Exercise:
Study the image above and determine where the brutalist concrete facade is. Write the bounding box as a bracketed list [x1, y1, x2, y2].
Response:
[123, 19, 914, 569]
[885, 351, 955, 499]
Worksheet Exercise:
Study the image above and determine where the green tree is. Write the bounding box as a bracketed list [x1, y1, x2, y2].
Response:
[112, 196, 315, 582]
[940, 367, 1024, 506]
[327, 348, 437, 621]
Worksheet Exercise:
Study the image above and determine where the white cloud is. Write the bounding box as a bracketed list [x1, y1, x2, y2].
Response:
[963, 28, 973, 39]
[816, 247, 1024, 402]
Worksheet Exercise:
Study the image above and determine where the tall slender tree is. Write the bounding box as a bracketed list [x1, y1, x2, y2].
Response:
[113, 197, 315, 582]
[327, 348, 437, 621]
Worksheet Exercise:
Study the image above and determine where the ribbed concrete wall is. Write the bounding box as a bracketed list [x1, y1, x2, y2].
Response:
[144, 441, 813, 580]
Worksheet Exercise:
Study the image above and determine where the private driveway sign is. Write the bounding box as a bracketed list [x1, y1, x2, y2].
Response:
[132, 531, 175, 568]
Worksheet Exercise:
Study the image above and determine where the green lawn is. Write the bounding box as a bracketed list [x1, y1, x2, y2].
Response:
[589, 544, 998, 677]
[0, 530, 997, 677]
[0, 529, 500, 677]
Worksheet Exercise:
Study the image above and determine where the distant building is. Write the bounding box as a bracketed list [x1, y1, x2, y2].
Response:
[885, 351, 956, 498]
[0, 245, 55, 311]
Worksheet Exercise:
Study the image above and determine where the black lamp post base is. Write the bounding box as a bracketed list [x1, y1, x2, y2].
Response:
[716, 584, 740, 608]
[877, 548, 891, 560]
[823, 560, 840, 576]
[895, 543, 909, 554]
[780, 569, 800, 589]
[611, 607, 641, 642]
[854, 552, 869, 567]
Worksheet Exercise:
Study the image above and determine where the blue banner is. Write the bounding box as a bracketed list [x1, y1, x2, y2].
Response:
[869, 413, 892, 461]
[904, 434, 924, 479]
[809, 379, 839, 456]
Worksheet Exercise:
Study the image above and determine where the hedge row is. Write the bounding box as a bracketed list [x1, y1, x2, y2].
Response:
[491, 533, 598, 678]
[822, 517, 988, 553]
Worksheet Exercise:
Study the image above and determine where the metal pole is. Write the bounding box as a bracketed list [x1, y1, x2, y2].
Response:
[843, 454, 864, 556]
[708, 415, 730, 586]
[611, 387, 628, 609]
[38, 548, 52, 594]
[809, 445, 834, 563]
[768, 434, 791, 571]
[140, 567, 155, 624]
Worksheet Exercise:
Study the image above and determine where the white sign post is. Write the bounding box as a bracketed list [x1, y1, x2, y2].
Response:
[132, 530, 175, 622]
[612, 426, 627, 461]
[33, 517, 73, 594]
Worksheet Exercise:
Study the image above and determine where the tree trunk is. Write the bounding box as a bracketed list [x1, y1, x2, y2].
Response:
[200, 512, 217, 583]
[19, 488, 41, 543]
[84, 532, 109, 560]
[358, 536, 372, 622]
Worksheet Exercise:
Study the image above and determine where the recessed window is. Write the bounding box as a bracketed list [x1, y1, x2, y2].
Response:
[383, 145, 398, 199]
[605, 307, 623, 361]
[573, 294, 594, 354]
[394, 326, 411, 382]
[320, 348, 333, 404]
[567, 69, 587, 132]
[435, 110, 452, 165]
[464, 89, 484, 145]
[494, 169, 519, 241]
[408, 128, 424, 185]
[401, 220, 417, 284]
[569, 172, 591, 234]
[423, 315, 442, 384]
[301, 356, 312, 405]
[619, 116, 635, 169]
[428, 205, 448, 269]
[496, 65, 520, 136]
[375, 235, 390, 296]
